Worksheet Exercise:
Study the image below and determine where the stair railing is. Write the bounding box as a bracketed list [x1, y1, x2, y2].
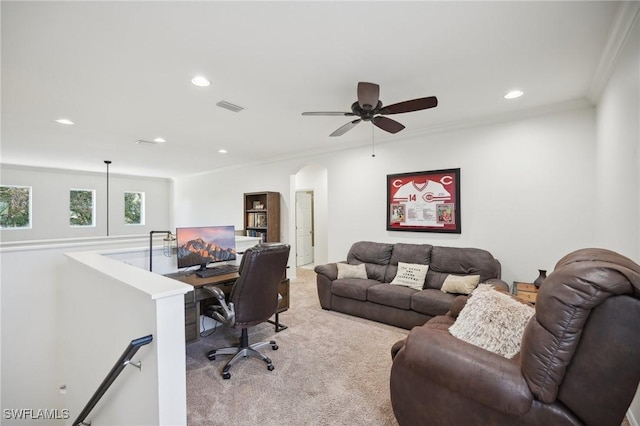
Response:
[73, 334, 153, 426]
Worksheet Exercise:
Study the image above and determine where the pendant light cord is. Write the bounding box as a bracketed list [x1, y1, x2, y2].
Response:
[371, 124, 376, 158]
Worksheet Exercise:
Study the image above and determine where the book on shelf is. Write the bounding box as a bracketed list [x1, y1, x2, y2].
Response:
[246, 229, 267, 242]
[247, 212, 267, 228]
[255, 213, 267, 227]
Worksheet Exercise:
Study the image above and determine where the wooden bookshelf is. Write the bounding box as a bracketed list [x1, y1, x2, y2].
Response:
[244, 191, 280, 242]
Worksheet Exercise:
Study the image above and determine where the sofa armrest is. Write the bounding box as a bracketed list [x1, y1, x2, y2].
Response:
[399, 326, 533, 415]
[314, 262, 339, 281]
[444, 281, 509, 317]
[447, 295, 469, 318]
[485, 278, 509, 292]
[314, 262, 341, 310]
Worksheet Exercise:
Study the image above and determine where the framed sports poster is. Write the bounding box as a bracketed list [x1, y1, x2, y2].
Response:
[387, 168, 461, 233]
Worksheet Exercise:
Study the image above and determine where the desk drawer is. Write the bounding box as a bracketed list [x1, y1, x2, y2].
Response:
[184, 290, 195, 304]
[185, 304, 197, 343]
[185, 322, 198, 342]
[185, 305, 196, 325]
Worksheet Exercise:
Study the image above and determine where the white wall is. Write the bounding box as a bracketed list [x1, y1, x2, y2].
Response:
[596, 12, 640, 261]
[0, 237, 188, 426]
[595, 9, 640, 425]
[0, 165, 172, 242]
[174, 106, 597, 285]
[172, 165, 289, 233]
[61, 252, 188, 426]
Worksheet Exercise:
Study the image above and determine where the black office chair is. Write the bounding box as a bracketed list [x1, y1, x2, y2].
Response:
[205, 243, 290, 379]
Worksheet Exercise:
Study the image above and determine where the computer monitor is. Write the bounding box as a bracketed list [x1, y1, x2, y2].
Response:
[176, 225, 237, 271]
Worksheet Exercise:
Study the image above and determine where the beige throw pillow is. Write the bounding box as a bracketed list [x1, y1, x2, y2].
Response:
[390, 262, 429, 289]
[441, 274, 480, 295]
[449, 284, 534, 358]
[336, 263, 368, 279]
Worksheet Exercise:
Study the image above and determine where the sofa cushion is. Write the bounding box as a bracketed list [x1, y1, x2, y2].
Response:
[332, 278, 380, 301]
[411, 289, 457, 317]
[449, 284, 534, 358]
[368, 283, 415, 310]
[426, 246, 501, 289]
[384, 243, 433, 283]
[337, 262, 368, 279]
[390, 262, 429, 289]
[440, 274, 480, 294]
[347, 241, 394, 281]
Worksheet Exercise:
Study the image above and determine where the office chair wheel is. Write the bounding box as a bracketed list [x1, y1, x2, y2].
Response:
[270, 340, 278, 350]
[207, 350, 216, 361]
[222, 372, 231, 380]
[268, 364, 274, 371]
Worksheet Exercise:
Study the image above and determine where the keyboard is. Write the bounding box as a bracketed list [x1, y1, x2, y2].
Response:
[195, 264, 239, 278]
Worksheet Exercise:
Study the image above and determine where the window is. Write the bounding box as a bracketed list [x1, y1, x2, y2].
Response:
[69, 189, 95, 227]
[0, 185, 32, 229]
[124, 191, 145, 225]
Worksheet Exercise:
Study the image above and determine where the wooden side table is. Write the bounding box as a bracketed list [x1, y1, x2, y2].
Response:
[512, 281, 539, 304]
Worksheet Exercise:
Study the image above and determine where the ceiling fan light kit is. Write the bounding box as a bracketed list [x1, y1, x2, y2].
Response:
[302, 82, 438, 137]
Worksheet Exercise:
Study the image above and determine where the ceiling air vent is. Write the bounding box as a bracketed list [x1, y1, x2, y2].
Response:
[216, 100, 244, 113]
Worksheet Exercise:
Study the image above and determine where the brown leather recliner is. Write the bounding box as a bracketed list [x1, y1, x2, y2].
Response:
[390, 248, 640, 425]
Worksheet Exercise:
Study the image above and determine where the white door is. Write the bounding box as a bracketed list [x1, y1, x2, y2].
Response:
[296, 191, 314, 266]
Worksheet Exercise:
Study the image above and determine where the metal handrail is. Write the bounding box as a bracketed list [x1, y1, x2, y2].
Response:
[73, 334, 153, 426]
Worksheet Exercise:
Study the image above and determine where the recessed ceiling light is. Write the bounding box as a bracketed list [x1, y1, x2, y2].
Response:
[153, 138, 166, 143]
[55, 118, 74, 125]
[218, 149, 228, 154]
[191, 75, 211, 87]
[504, 90, 524, 99]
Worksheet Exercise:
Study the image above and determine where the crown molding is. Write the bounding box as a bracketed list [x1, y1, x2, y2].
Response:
[0, 163, 171, 181]
[181, 97, 593, 179]
[588, 1, 640, 102]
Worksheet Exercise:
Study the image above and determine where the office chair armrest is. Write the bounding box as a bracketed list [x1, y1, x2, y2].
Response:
[203, 286, 235, 326]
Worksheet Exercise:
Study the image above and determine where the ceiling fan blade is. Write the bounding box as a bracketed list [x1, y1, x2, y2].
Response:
[357, 82, 380, 110]
[302, 111, 356, 116]
[330, 119, 361, 137]
[379, 96, 438, 115]
[372, 116, 405, 134]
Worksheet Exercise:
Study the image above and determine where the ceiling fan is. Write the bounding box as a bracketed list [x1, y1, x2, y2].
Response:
[302, 82, 438, 137]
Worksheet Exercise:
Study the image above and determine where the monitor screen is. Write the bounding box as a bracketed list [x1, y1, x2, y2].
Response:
[176, 225, 237, 270]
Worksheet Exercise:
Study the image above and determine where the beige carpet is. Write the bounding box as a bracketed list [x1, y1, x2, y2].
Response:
[185, 268, 407, 426]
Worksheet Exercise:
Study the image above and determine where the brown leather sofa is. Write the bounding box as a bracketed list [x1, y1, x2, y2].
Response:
[315, 241, 507, 329]
[390, 248, 640, 425]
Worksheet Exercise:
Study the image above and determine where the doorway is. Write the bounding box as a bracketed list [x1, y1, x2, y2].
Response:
[295, 190, 314, 267]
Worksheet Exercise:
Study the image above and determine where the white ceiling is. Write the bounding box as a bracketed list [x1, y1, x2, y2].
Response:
[1, 1, 624, 178]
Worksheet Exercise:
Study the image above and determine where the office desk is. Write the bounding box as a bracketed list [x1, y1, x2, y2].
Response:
[165, 271, 290, 343]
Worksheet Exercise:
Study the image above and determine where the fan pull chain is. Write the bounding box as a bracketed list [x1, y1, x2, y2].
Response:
[371, 124, 376, 158]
